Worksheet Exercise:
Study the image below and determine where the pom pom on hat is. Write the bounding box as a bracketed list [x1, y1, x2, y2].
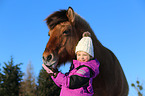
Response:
[75, 31, 94, 57]
[82, 31, 91, 37]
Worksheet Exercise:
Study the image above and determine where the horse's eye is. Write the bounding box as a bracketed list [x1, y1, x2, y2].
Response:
[63, 30, 69, 35]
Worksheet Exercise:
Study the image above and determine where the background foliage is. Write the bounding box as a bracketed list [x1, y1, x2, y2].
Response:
[0, 56, 23, 96]
[0, 56, 144, 96]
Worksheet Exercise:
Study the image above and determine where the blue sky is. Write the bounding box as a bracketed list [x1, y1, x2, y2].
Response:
[0, 0, 145, 95]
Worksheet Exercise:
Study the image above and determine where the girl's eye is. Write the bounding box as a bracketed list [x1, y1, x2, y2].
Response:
[77, 54, 81, 56]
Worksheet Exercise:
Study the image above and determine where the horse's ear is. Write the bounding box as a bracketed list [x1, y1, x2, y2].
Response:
[67, 7, 75, 24]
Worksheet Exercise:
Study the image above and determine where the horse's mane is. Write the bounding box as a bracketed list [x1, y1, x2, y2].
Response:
[44, 10, 68, 30]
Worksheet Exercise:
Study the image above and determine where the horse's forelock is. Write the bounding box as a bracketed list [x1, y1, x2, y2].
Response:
[45, 9, 92, 35]
[45, 10, 68, 29]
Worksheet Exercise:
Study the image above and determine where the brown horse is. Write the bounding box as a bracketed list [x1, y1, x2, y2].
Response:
[43, 7, 129, 96]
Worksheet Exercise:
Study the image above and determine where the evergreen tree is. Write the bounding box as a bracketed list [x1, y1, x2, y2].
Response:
[19, 61, 36, 96]
[0, 63, 2, 83]
[0, 56, 23, 96]
[37, 68, 61, 96]
[0, 63, 2, 96]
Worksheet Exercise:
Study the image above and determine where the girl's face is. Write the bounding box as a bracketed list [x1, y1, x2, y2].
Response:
[76, 51, 91, 62]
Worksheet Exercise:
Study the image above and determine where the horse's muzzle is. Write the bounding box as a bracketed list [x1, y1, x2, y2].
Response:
[42, 53, 58, 68]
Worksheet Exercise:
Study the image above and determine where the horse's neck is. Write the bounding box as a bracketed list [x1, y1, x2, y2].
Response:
[92, 36, 105, 58]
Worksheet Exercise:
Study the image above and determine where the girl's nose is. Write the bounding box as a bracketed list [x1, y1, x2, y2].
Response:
[81, 56, 84, 59]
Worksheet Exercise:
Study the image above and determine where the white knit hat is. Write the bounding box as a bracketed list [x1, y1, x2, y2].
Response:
[75, 32, 94, 57]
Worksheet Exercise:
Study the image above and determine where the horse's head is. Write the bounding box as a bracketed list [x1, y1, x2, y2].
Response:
[43, 7, 79, 68]
[43, 7, 93, 68]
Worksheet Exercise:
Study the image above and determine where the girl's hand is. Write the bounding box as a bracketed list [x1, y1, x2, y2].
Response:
[42, 64, 54, 74]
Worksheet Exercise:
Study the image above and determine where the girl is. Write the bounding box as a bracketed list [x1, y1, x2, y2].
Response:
[42, 32, 100, 96]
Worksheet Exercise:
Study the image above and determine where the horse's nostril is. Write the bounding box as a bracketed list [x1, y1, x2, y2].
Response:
[47, 55, 52, 62]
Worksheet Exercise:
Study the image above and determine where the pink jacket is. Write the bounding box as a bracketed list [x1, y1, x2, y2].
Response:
[51, 59, 100, 96]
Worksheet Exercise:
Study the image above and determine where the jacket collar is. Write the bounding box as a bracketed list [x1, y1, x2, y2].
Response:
[73, 59, 100, 78]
